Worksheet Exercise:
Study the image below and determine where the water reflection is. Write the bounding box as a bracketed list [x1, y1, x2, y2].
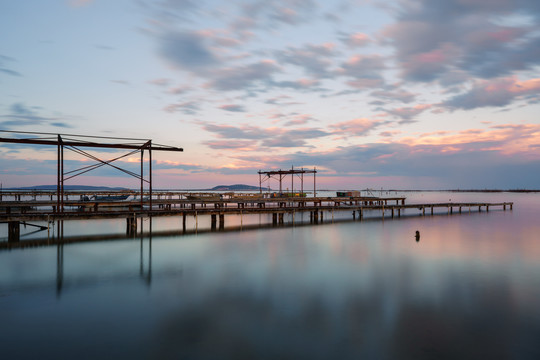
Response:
[1, 192, 540, 359]
[49, 219, 155, 297]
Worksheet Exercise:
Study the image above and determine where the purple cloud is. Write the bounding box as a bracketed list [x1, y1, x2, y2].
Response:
[219, 104, 246, 112]
[159, 31, 218, 71]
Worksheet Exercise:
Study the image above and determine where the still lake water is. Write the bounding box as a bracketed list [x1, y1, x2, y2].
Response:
[1, 191, 540, 359]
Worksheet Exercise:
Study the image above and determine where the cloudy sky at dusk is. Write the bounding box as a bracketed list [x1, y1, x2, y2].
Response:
[1, 0, 540, 190]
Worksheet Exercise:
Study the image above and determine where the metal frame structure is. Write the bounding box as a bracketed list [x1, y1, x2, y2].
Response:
[0, 130, 183, 212]
[258, 166, 317, 197]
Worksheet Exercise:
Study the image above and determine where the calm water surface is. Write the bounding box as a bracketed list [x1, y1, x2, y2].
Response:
[1, 191, 540, 359]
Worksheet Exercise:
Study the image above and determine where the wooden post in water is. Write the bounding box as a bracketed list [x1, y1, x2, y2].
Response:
[211, 214, 217, 230]
[219, 214, 225, 229]
[182, 212, 186, 231]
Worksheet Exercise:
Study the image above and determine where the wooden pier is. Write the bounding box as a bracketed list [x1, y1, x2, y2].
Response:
[0, 191, 513, 247]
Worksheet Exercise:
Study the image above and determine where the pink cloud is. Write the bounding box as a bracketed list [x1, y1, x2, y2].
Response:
[329, 118, 382, 137]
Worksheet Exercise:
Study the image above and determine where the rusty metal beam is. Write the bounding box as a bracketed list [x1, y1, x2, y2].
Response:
[0, 137, 183, 152]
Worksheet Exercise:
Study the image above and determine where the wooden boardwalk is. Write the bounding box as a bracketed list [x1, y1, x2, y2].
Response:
[1, 192, 513, 247]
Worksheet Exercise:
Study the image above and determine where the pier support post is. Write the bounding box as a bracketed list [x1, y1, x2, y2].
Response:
[8, 221, 20, 243]
[182, 212, 186, 231]
[126, 216, 137, 236]
[211, 214, 217, 230]
[422, 207, 425, 216]
[273, 213, 278, 225]
[219, 214, 225, 229]
[279, 213, 284, 224]
[352, 211, 356, 220]
[391, 208, 394, 218]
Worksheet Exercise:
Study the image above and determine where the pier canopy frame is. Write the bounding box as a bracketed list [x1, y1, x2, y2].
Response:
[258, 166, 317, 197]
[0, 130, 183, 212]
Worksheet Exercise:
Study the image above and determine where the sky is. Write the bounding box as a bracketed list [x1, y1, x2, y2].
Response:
[1, 0, 540, 190]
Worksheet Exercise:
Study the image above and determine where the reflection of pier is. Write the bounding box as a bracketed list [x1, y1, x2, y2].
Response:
[55, 219, 155, 297]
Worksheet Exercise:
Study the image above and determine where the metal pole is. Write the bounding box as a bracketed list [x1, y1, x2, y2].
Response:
[291, 166, 294, 195]
[59, 135, 64, 213]
[57, 135, 60, 213]
[314, 167, 316, 198]
[301, 169, 303, 195]
[259, 171, 262, 194]
[149, 141, 152, 211]
[140, 148, 144, 211]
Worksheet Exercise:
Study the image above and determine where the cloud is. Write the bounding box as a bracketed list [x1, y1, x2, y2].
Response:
[159, 31, 219, 72]
[255, 126, 540, 187]
[219, 104, 246, 112]
[381, 0, 540, 83]
[283, 114, 315, 127]
[341, 32, 371, 48]
[385, 104, 432, 123]
[443, 77, 540, 110]
[164, 101, 200, 115]
[329, 118, 383, 137]
[148, 78, 171, 87]
[0, 55, 21, 77]
[0, 103, 72, 129]
[240, 0, 317, 28]
[207, 60, 280, 91]
[204, 140, 257, 150]
[200, 122, 329, 148]
[370, 88, 417, 104]
[0, 68, 22, 77]
[275, 43, 337, 78]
